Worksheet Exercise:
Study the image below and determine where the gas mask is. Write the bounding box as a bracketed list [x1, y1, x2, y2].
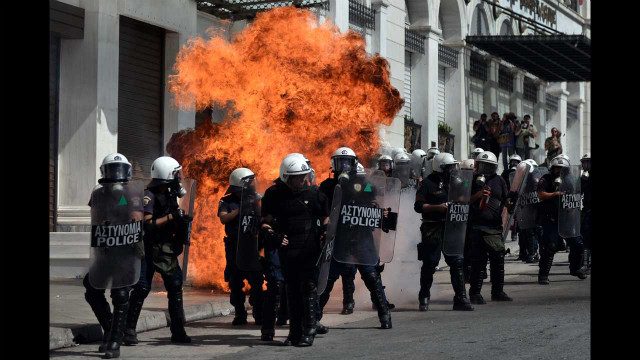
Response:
[553, 176, 562, 190]
[170, 180, 187, 198]
[476, 175, 486, 187]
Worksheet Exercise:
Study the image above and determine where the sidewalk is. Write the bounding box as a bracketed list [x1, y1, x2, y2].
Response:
[49, 278, 237, 351]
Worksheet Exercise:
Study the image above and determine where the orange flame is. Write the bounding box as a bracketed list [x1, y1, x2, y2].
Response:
[166, 7, 404, 290]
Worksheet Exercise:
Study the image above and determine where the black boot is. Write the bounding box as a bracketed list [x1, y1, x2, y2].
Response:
[261, 281, 282, 341]
[468, 258, 486, 305]
[123, 285, 149, 345]
[418, 297, 429, 312]
[526, 231, 537, 263]
[451, 259, 474, 311]
[341, 276, 355, 315]
[362, 272, 391, 329]
[104, 290, 129, 359]
[489, 254, 513, 301]
[84, 290, 112, 352]
[538, 253, 554, 285]
[283, 283, 302, 346]
[298, 283, 318, 347]
[232, 306, 248, 326]
[168, 291, 191, 343]
[276, 283, 289, 326]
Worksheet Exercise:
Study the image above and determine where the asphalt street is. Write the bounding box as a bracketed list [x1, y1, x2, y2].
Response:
[51, 253, 590, 359]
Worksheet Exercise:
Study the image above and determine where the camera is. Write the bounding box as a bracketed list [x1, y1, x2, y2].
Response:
[521, 123, 529, 129]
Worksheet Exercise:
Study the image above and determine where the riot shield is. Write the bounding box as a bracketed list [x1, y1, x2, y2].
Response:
[333, 172, 393, 265]
[421, 157, 434, 178]
[89, 181, 144, 289]
[236, 177, 263, 271]
[516, 167, 548, 230]
[410, 153, 424, 186]
[317, 184, 342, 295]
[177, 178, 197, 281]
[501, 162, 531, 242]
[393, 162, 411, 188]
[442, 169, 473, 256]
[558, 165, 582, 238]
[379, 176, 401, 263]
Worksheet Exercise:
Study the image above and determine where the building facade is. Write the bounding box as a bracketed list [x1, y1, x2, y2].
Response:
[49, 0, 590, 277]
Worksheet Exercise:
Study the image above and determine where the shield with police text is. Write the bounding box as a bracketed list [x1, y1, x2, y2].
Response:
[379, 176, 401, 263]
[558, 165, 582, 238]
[393, 162, 411, 188]
[442, 169, 473, 256]
[333, 172, 393, 265]
[176, 178, 197, 281]
[516, 167, 548, 230]
[89, 181, 144, 289]
[501, 162, 531, 242]
[236, 177, 263, 271]
[317, 184, 342, 295]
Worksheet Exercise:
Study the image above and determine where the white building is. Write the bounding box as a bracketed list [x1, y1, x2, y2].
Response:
[49, 0, 590, 277]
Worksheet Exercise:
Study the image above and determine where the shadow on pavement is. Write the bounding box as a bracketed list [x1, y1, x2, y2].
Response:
[142, 333, 273, 348]
[50, 349, 103, 358]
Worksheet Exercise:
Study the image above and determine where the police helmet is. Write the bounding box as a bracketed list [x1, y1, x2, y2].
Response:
[432, 153, 459, 174]
[100, 153, 132, 181]
[378, 154, 394, 170]
[226, 168, 255, 194]
[331, 147, 358, 174]
[426, 148, 440, 160]
[549, 156, 570, 169]
[460, 159, 475, 171]
[412, 149, 427, 159]
[475, 151, 498, 175]
[148, 156, 182, 188]
[280, 156, 311, 185]
[471, 148, 484, 160]
[508, 154, 522, 169]
[394, 152, 411, 164]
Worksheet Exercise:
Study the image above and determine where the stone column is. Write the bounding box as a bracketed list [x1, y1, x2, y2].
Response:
[444, 44, 467, 159]
[566, 82, 585, 164]
[330, 0, 350, 33]
[372, 0, 389, 57]
[409, 26, 441, 150]
[546, 82, 569, 160]
[484, 56, 499, 116]
[510, 70, 524, 119]
[532, 81, 547, 165]
[57, 0, 119, 231]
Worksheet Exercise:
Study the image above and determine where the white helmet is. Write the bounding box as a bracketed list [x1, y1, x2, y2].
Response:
[553, 153, 570, 165]
[426, 147, 440, 160]
[432, 153, 459, 173]
[475, 151, 498, 175]
[280, 155, 311, 184]
[378, 154, 394, 170]
[523, 159, 538, 172]
[508, 154, 522, 169]
[149, 156, 182, 185]
[331, 147, 357, 174]
[412, 149, 427, 159]
[356, 162, 366, 175]
[460, 159, 475, 170]
[100, 153, 132, 181]
[394, 152, 411, 164]
[226, 168, 255, 194]
[285, 153, 315, 185]
[471, 148, 484, 159]
[550, 156, 570, 169]
[581, 152, 591, 161]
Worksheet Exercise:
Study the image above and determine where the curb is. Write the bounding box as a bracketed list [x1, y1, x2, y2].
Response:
[49, 300, 237, 351]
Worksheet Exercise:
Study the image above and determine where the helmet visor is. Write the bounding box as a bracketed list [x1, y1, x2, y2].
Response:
[441, 163, 459, 176]
[477, 162, 497, 175]
[509, 160, 520, 168]
[288, 173, 310, 190]
[102, 163, 132, 181]
[335, 157, 356, 173]
[378, 159, 393, 170]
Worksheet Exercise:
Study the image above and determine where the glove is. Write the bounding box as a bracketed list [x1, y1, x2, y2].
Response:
[171, 209, 186, 222]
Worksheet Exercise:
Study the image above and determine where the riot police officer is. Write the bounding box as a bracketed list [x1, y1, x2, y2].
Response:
[318, 147, 393, 329]
[580, 153, 591, 274]
[471, 148, 484, 160]
[501, 154, 522, 244]
[414, 152, 474, 311]
[84, 153, 143, 358]
[378, 155, 394, 177]
[519, 159, 542, 264]
[468, 151, 513, 304]
[124, 156, 192, 344]
[260, 155, 330, 346]
[218, 168, 265, 326]
[536, 156, 588, 284]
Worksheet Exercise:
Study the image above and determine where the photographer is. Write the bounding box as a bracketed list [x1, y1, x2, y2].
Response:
[514, 115, 538, 160]
[472, 114, 491, 151]
[544, 128, 563, 167]
[496, 112, 516, 171]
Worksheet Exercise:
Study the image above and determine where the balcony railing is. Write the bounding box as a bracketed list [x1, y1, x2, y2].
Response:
[438, 44, 458, 68]
[349, 0, 375, 31]
[405, 27, 425, 54]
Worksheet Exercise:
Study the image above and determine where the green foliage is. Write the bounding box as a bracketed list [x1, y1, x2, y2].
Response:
[438, 121, 452, 134]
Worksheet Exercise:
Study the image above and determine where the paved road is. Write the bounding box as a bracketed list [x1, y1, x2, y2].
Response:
[51, 253, 590, 359]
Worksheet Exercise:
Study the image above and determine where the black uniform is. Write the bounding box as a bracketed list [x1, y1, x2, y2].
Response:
[414, 172, 472, 310]
[468, 173, 511, 302]
[536, 172, 586, 283]
[124, 185, 191, 344]
[218, 194, 265, 325]
[83, 178, 139, 356]
[261, 180, 329, 346]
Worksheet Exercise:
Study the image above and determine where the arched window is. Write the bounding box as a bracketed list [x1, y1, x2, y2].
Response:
[499, 20, 513, 35]
[470, 5, 489, 36]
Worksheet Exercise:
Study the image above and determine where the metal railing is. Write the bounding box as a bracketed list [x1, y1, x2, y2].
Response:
[546, 94, 559, 112]
[439, 44, 458, 68]
[349, 0, 375, 31]
[405, 27, 425, 54]
[567, 103, 579, 119]
[499, 66, 513, 92]
[469, 52, 488, 81]
[523, 79, 537, 103]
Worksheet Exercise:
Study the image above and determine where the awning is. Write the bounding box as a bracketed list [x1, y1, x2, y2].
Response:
[465, 35, 591, 82]
[196, 0, 328, 21]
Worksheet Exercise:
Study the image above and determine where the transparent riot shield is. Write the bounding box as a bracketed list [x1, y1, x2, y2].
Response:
[516, 167, 548, 230]
[333, 172, 390, 265]
[422, 157, 434, 179]
[177, 178, 197, 281]
[501, 162, 531, 242]
[379, 176, 401, 263]
[393, 162, 411, 188]
[442, 169, 473, 256]
[317, 184, 342, 295]
[89, 181, 144, 289]
[558, 165, 582, 238]
[236, 177, 263, 271]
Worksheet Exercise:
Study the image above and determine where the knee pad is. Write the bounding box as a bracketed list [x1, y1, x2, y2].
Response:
[131, 283, 151, 301]
[302, 281, 317, 296]
[451, 258, 465, 270]
[110, 287, 130, 305]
